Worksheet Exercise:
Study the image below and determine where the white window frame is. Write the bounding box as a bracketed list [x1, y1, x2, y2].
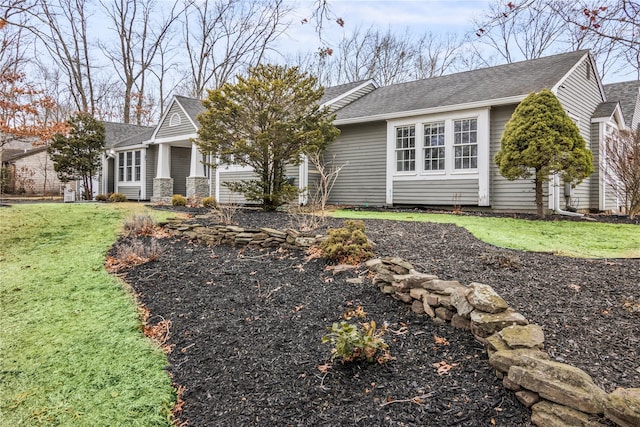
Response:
[117, 149, 142, 183]
[385, 108, 490, 205]
[423, 121, 446, 171]
[453, 118, 478, 170]
[394, 125, 416, 173]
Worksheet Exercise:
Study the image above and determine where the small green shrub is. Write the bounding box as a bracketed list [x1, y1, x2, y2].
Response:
[202, 196, 217, 208]
[322, 320, 393, 363]
[109, 192, 128, 202]
[95, 194, 108, 202]
[171, 194, 187, 206]
[320, 220, 373, 264]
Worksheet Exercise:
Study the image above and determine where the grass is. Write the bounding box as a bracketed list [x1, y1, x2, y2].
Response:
[332, 209, 640, 258]
[0, 202, 177, 427]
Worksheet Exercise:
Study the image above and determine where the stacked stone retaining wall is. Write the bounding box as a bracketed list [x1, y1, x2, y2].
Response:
[161, 218, 639, 427]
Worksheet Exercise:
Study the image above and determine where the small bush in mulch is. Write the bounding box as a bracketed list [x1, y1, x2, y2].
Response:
[171, 194, 187, 207]
[322, 320, 394, 364]
[201, 196, 217, 208]
[321, 219, 374, 264]
[108, 192, 127, 202]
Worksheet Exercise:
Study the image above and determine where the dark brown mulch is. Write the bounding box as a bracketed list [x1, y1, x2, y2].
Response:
[117, 209, 639, 427]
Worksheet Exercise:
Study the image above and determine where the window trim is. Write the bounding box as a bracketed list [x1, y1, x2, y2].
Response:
[117, 149, 143, 183]
[169, 112, 181, 127]
[385, 107, 491, 206]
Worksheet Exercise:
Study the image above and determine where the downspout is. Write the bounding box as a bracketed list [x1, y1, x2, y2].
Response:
[553, 174, 584, 217]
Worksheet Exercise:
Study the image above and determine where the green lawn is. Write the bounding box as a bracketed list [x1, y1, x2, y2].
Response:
[0, 203, 176, 427]
[333, 209, 640, 258]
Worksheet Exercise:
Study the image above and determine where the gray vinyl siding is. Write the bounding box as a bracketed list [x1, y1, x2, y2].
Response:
[490, 105, 541, 211]
[218, 170, 257, 204]
[118, 185, 142, 201]
[155, 102, 197, 139]
[393, 180, 478, 205]
[145, 145, 157, 200]
[556, 59, 603, 210]
[170, 147, 191, 196]
[321, 121, 387, 206]
[284, 163, 299, 186]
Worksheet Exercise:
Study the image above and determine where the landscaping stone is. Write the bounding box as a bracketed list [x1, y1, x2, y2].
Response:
[508, 361, 607, 414]
[467, 282, 509, 313]
[531, 400, 604, 427]
[604, 388, 640, 427]
[515, 390, 540, 407]
[499, 324, 545, 349]
[470, 308, 528, 337]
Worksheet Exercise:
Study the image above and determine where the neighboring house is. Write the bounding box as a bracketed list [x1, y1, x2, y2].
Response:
[1, 137, 65, 196]
[1, 145, 64, 195]
[101, 50, 639, 213]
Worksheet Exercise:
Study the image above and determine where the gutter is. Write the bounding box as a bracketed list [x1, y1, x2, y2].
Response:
[553, 174, 584, 217]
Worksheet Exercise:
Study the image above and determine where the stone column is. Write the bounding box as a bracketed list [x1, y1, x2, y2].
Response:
[186, 142, 209, 198]
[152, 143, 173, 202]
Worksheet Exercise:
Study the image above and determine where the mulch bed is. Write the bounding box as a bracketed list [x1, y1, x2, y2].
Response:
[115, 209, 639, 427]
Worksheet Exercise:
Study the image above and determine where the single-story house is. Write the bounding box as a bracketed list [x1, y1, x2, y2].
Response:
[101, 50, 640, 213]
[1, 140, 64, 196]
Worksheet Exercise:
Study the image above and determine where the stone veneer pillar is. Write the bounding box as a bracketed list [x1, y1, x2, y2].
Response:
[186, 176, 210, 199]
[152, 177, 174, 203]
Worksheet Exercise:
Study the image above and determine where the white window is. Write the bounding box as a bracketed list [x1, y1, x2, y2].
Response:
[169, 112, 181, 127]
[118, 150, 142, 182]
[424, 122, 445, 171]
[395, 125, 415, 172]
[453, 118, 477, 170]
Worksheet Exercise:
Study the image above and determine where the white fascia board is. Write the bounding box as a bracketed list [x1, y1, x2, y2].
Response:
[334, 95, 525, 125]
[151, 134, 199, 144]
[321, 79, 377, 108]
[112, 143, 149, 151]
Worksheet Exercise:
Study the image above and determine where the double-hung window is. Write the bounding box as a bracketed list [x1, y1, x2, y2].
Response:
[453, 118, 477, 170]
[424, 122, 445, 171]
[118, 150, 141, 182]
[395, 125, 415, 172]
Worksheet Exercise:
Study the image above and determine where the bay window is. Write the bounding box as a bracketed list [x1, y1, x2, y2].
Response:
[118, 150, 142, 182]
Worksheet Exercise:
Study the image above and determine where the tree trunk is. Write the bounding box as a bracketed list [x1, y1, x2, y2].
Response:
[535, 176, 545, 218]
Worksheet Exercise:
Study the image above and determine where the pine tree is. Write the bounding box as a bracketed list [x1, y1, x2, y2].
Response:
[48, 113, 105, 200]
[495, 89, 593, 217]
[196, 64, 340, 211]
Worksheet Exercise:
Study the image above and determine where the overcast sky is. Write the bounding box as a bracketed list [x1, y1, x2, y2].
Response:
[274, 0, 632, 83]
[280, 0, 490, 52]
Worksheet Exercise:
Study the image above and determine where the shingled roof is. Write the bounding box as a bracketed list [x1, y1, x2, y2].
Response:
[175, 95, 206, 128]
[604, 80, 640, 127]
[103, 122, 154, 148]
[334, 50, 591, 122]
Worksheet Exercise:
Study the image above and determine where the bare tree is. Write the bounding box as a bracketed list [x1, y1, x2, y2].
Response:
[413, 32, 464, 79]
[306, 150, 347, 213]
[100, 0, 184, 123]
[602, 129, 640, 218]
[475, 0, 639, 79]
[473, 0, 567, 63]
[9, 0, 102, 114]
[180, 0, 290, 98]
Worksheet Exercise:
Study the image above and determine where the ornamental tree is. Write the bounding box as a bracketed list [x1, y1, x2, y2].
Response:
[602, 129, 640, 218]
[196, 64, 340, 211]
[48, 113, 105, 200]
[495, 89, 593, 217]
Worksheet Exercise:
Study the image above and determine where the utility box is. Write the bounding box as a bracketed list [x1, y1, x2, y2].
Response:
[64, 189, 75, 203]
